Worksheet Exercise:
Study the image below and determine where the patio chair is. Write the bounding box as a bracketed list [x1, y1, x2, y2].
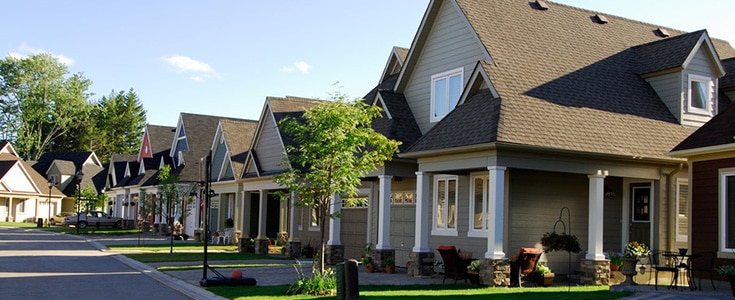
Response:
[650, 250, 679, 290]
[689, 251, 716, 291]
[509, 247, 542, 287]
[436, 245, 474, 284]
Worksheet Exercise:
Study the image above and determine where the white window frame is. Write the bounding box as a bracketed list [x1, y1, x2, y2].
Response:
[720, 168, 735, 253]
[309, 206, 320, 231]
[675, 178, 689, 242]
[468, 174, 489, 238]
[430, 67, 463, 123]
[687, 74, 713, 116]
[432, 175, 458, 236]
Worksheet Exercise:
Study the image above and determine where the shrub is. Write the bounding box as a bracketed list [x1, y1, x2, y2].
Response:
[286, 261, 336, 296]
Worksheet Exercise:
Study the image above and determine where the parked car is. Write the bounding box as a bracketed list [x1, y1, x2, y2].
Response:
[64, 211, 123, 229]
[49, 212, 75, 226]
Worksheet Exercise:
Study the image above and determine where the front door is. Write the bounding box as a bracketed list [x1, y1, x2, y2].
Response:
[630, 183, 652, 246]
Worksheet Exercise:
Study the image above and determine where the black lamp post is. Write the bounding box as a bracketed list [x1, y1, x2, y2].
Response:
[75, 170, 84, 234]
[47, 178, 53, 228]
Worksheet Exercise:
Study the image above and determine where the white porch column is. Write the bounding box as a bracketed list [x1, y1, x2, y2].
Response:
[586, 170, 607, 260]
[413, 172, 430, 252]
[257, 190, 268, 238]
[485, 166, 507, 259]
[376, 175, 393, 250]
[288, 191, 299, 241]
[327, 194, 342, 245]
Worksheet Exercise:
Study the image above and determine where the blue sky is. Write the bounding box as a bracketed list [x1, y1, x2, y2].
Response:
[3, 1, 734, 127]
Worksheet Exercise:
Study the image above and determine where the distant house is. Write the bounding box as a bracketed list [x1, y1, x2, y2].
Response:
[0, 142, 65, 223]
[31, 150, 105, 215]
[668, 92, 735, 270]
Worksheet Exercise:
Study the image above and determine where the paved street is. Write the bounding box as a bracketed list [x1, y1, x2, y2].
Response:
[0, 227, 217, 300]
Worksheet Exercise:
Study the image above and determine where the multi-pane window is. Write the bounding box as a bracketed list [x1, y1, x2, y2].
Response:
[721, 169, 735, 251]
[431, 68, 463, 122]
[433, 175, 458, 236]
[469, 175, 489, 237]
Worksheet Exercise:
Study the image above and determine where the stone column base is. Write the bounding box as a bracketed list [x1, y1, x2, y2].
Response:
[408, 251, 434, 278]
[479, 258, 510, 286]
[286, 241, 302, 258]
[372, 249, 395, 272]
[254, 238, 269, 255]
[325, 245, 344, 265]
[580, 259, 610, 285]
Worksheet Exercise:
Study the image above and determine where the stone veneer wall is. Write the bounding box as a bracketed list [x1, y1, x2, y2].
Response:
[285, 241, 301, 258]
[580, 259, 610, 285]
[325, 245, 344, 265]
[254, 238, 269, 255]
[479, 258, 510, 286]
[371, 249, 395, 272]
[408, 251, 435, 277]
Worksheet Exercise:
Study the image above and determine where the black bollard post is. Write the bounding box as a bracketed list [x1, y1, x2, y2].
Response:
[336, 261, 345, 300]
[344, 259, 360, 299]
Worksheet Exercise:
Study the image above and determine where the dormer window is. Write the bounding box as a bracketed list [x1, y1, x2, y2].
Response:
[431, 67, 463, 122]
[688, 74, 713, 115]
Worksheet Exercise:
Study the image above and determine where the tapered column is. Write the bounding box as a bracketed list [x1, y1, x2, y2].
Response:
[586, 170, 606, 260]
[288, 191, 299, 241]
[376, 175, 393, 250]
[485, 166, 507, 259]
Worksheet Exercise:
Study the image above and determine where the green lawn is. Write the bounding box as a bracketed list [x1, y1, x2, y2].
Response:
[208, 284, 631, 300]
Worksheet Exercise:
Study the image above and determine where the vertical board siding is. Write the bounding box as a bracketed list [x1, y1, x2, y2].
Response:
[691, 158, 735, 254]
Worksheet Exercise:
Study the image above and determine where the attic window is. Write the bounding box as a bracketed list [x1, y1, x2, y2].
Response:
[656, 28, 670, 37]
[688, 74, 713, 116]
[594, 14, 609, 24]
[535, 0, 549, 10]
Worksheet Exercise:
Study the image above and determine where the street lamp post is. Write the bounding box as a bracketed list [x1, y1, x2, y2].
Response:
[75, 170, 84, 234]
[47, 178, 53, 228]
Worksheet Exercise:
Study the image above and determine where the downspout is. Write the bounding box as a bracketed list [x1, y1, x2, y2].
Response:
[664, 163, 684, 250]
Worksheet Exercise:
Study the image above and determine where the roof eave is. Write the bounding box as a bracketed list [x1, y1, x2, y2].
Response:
[668, 143, 735, 158]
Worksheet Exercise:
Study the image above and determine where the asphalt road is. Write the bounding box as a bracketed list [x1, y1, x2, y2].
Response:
[0, 227, 199, 300]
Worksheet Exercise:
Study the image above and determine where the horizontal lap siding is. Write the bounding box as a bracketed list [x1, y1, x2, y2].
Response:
[691, 158, 735, 254]
[508, 169, 589, 274]
[255, 116, 285, 172]
[403, 1, 487, 134]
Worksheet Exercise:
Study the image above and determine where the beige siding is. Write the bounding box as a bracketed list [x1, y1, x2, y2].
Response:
[645, 72, 682, 123]
[254, 114, 286, 172]
[403, 1, 487, 134]
[682, 48, 719, 127]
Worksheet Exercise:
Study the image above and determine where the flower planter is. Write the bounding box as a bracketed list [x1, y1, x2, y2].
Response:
[536, 273, 555, 287]
[620, 258, 638, 285]
[366, 262, 375, 273]
[610, 263, 620, 271]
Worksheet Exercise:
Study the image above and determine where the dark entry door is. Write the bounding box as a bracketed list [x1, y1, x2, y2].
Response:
[630, 183, 651, 246]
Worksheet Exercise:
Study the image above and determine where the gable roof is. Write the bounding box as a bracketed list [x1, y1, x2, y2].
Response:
[139, 124, 174, 162]
[32, 152, 101, 176]
[634, 30, 725, 76]
[402, 0, 735, 161]
[364, 74, 422, 153]
[669, 102, 735, 156]
[0, 152, 65, 197]
[214, 119, 258, 180]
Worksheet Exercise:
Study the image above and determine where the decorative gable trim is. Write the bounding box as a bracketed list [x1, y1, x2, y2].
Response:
[138, 128, 152, 163]
[459, 61, 500, 106]
[379, 47, 408, 84]
[0, 143, 18, 157]
[395, 0, 493, 93]
[375, 94, 393, 119]
[683, 33, 725, 78]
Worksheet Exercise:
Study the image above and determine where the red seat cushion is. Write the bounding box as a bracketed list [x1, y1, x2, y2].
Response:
[438, 245, 457, 251]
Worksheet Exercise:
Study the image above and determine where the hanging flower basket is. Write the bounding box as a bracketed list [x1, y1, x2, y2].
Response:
[540, 231, 581, 253]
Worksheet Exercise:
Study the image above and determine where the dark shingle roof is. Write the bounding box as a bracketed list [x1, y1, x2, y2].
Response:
[406, 0, 735, 160]
[32, 152, 96, 175]
[720, 58, 735, 90]
[633, 30, 708, 75]
[671, 102, 735, 152]
[220, 119, 258, 178]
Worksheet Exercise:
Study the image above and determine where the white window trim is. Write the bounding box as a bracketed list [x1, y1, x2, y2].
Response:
[430, 67, 463, 123]
[468, 174, 488, 238]
[309, 206, 320, 232]
[687, 74, 713, 116]
[675, 178, 689, 242]
[720, 168, 735, 253]
[432, 175, 459, 237]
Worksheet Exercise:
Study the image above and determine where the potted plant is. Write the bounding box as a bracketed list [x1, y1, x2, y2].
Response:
[361, 243, 375, 272]
[540, 231, 582, 253]
[608, 250, 622, 271]
[620, 241, 650, 285]
[716, 264, 735, 296]
[384, 258, 395, 274]
[467, 260, 481, 284]
[535, 263, 554, 287]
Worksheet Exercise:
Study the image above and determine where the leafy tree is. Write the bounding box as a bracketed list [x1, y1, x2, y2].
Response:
[274, 97, 400, 273]
[0, 53, 92, 160]
[156, 165, 194, 253]
[90, 89, 146, 162]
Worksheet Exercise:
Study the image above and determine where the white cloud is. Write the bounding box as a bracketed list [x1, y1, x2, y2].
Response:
[7, 43, 75, 65]
[280, 61, 312, 74]
[162, 54, 221, 81]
